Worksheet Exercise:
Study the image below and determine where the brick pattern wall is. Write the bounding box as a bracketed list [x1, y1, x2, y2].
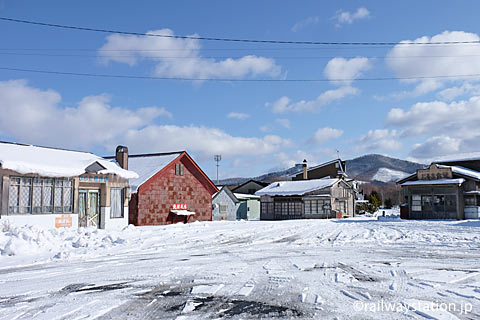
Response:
[135, 158, 212, 225]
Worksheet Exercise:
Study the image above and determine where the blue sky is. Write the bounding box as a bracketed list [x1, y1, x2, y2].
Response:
[1, 1, 480, 179]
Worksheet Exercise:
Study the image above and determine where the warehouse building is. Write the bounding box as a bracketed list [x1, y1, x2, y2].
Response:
[107, 148, 218, 225]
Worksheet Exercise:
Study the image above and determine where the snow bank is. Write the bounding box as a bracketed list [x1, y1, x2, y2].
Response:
[0, 220, 132, 262]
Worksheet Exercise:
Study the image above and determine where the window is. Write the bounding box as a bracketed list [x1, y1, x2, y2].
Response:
[219, 204, 227, 214]
[412, 195, 421, 212]
[110, 188, 124, 218]
[8, 176, 73, 215]
[465, 196, 476, 206]
[421, 196, 433, 212]
[175, 163, 185, 176]
[304, 200, 312, 214]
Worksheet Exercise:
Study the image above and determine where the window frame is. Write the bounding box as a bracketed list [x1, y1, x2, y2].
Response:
[110, 187, 124, 219]
[8, 176, 73, 215]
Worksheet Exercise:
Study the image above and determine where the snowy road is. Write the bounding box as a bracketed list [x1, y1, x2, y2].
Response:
[1, 218, 480, 319]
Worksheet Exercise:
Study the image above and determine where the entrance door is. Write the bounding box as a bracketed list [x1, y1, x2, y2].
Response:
[78, 190, 100, 227]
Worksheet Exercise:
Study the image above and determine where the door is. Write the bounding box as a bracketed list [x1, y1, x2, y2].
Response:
[78, 190, 100, 228]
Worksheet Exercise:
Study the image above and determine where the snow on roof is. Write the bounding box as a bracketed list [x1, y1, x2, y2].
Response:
[435, 152, 480, 163]
[170, 209, 196, 216]
[437, 165, 480, 180]
[233, 193, 260, 200]
[127, 153, 182, 192]
[0, 142, 138, 179]
[401, 178, 465, 186]
[256, 178, 339, 196]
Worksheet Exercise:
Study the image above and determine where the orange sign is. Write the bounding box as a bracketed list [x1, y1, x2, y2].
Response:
[172, 203, 187, 210]
[55, 214, 73, 228]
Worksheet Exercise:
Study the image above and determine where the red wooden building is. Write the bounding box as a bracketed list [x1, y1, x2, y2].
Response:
[107, 147, 218, 225]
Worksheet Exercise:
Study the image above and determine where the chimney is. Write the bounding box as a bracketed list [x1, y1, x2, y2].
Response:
[116, 145, 129, 170]
[302, 159, 308, 180]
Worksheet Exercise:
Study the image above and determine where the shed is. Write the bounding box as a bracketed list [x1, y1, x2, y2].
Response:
[212, 186, 239, 221]
[234, 193, 260, 220]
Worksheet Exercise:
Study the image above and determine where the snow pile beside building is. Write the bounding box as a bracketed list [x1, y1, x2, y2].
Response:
[0, 220, 132, 261]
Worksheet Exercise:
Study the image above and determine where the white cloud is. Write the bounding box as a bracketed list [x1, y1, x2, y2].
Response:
[437, 82, 480, 101]
[409, 136, 461, 159]
[354, 129, 402, 152]
[324, 57, 372, 84]
[309, 127, 343, 145]
[274, 150, 318, 170]
[0, 80, 170, 149]
[334, 7, 370, 27]
[0, 80, 291, 159]
[386, 96, 480, 137]
[99, 29, 281, 79]
[119, 126, 292, 158]
[275, 118, 291, 129]
[291, 16, 320, 32]
[385, 95, 480, 159]
[227, 112, 249, 120]
[386, 31, 480, 95]
[266, 86, 358, 113]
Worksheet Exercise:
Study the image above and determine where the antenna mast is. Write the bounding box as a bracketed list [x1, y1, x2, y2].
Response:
[214, 155, 222, 185]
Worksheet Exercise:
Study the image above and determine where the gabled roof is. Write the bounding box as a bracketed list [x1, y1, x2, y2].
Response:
[256, 178, 339, 196]
[126, 152, 183, 192]
[288, 158, 346, 178]
[231, 179, 269, 192]
[0, 141, 138, 179]
[123, 151, 218, 194]
[213, 186, 239, 203]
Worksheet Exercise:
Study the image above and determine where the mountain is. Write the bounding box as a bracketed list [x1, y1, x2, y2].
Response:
[219, 154, 426, 186]
[345, 154, 425, 184]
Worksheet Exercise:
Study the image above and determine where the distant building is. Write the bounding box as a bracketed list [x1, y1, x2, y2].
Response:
[291, 159, 347, 181]
[398, 158, 480, 219]
[256, 178, 356, 220]
[106, 149, 218, 225]
[231, 180, 269, 195]
[212, 186, 239, 221]
[0, 142, 137, 229]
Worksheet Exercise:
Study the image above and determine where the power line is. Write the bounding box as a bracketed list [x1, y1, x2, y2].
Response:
[3, 52, 480, 60]
[1, 16, 480, 47]
[1, 66, 480, 82]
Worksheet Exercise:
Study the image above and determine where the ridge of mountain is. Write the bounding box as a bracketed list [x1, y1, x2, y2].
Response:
[219, 154, 426, 186]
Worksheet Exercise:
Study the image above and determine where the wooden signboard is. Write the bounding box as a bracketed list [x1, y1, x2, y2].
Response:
[55, 214, 73, 228]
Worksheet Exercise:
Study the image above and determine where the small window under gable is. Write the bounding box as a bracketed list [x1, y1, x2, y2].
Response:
[175, 163, 185, 176]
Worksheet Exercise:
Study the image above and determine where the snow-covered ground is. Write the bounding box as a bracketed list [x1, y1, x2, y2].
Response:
[1, 217, 480, 319]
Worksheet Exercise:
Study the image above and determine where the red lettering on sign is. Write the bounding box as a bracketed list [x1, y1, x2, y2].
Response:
[172, 203, 187, 210]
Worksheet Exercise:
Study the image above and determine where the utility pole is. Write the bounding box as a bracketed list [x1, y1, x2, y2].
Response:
[214, 155, 222, 185]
